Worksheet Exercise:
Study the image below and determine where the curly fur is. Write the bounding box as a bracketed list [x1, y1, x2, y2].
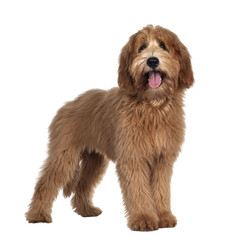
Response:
[26, 25, 194, 231]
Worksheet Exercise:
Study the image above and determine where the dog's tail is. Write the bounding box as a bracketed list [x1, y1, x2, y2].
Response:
[62, 165, 80, 198]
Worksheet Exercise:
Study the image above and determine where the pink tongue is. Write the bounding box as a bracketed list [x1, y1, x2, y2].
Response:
[148, 72, 162, 88]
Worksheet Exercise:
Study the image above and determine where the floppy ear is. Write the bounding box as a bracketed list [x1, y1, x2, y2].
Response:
[177, 44, 194, 89]
[118, 39, 134, 90]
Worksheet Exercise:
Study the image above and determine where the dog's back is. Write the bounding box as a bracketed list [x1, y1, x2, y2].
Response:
[49, 88, 123, 161]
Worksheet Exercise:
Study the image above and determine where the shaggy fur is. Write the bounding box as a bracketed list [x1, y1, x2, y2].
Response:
[26, 25, 194, 231]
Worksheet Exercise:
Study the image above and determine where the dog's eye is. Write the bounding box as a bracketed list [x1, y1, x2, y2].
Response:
[138, 45, 147, 53]
[160, 42, 167, 51]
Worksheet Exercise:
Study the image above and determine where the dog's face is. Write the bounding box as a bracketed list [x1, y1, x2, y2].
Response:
[118, 25, 194, 101]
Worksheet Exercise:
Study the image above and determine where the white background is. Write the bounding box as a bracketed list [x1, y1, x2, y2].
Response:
[0, 0, 240, 239]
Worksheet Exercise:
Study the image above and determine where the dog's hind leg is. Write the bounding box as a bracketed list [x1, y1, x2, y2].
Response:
[25, 148, 80, 223]
[63, 164, 80, 198]
[71, 150, 109, 217]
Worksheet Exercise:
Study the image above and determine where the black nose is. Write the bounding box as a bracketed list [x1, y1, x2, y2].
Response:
[147, 57, 159, 69]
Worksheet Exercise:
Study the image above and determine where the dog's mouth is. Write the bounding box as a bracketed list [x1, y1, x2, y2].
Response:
[145, 71, 165, 89]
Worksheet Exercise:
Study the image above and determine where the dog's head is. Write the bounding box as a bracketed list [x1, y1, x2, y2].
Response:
[118, 25, 194, 101]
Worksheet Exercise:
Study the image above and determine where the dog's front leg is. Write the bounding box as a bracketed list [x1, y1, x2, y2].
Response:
[151, 154, 177, 228]
[116, 158, 159, 231]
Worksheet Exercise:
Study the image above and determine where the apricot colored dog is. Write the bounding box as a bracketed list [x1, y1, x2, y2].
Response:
[26, 25, 194, 231]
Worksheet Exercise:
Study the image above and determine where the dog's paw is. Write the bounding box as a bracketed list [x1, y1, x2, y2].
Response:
[25, 210, 52, 223]
[75, 205, 102, 217]
[158, 212, 177, 228]
[128, 214, 159, 231]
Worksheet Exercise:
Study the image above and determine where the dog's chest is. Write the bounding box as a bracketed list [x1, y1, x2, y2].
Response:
[123, 104, 184, 157]
[140, 114, 175, 155]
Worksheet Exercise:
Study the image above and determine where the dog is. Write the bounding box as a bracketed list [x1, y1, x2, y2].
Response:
[26, 25, 194, 231]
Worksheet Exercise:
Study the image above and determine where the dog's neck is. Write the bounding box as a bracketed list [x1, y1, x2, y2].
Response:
[126, 89, 184, 111]
[149, 97, 170, 107]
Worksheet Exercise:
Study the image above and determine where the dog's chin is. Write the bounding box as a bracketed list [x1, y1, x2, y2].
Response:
[134, 72, 175, 102]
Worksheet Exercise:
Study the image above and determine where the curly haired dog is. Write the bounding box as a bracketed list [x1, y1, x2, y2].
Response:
[26, 25, 194, 231]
